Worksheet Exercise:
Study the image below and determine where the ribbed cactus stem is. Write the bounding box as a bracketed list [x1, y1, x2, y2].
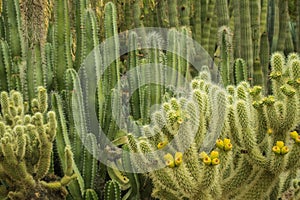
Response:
[240, 0, 253, 84]
[104, 180, 121, 200]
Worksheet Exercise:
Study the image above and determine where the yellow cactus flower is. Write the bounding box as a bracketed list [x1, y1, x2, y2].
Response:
[164, 153, 175, 168]
[203, 156, 212, 165]
[290, 131, 299, 139]
[216, 139, 224, 149]
[211, 158, 220, 165]
[295, 136, 300, 143]
[224, 143, 233, 151]
[223, 138, 231, 145]
[281, 146, 289, 154]
[272, 146, 281, 154]
[174, 152, 183, 166]
[276, 141, 285, 149]
[157, 140, 168, 149]
[199, 151, 208, 159]
[210, 151, 219, 159]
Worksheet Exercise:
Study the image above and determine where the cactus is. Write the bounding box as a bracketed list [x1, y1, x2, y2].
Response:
[104, 180, 121, 200]
[0, 87, 76, 199]
[124, 53, 300, 199]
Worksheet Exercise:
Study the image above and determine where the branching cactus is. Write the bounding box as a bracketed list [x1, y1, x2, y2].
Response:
[0, 87, 76, 199]
[124, 53, 300, 200]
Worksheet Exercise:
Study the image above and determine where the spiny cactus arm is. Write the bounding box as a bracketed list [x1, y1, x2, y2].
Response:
[0, 137, 35, 187]
[40, 146, 77, 190]
[218, 26, 233, 86]
[82, 133, 97, 189]
[240, 0, 253, 84]
[233, 0, 241, 58]
[279, 85, 298, 135]
[260, 0, 269, 35]
[235, 100, 269, 167]
[269, 0, 280, 52]
[235, 169, 279, 199]
[51, 93, 85, 198]
[233, 58, 248, 85]
[179, 0, 190, 26]
[121, 144, 141, 199]
[0, 40, 12, 91]
[216, 0, 229, 26]
[2, 0, 25, 59]
[127, 31, 141, 120]
[53, 0, 72, 90]
[193, 0, 201, 44]
[199, 151, 222, 199]
[286, 131, 300, 169]
[276, 0, 289, 51]
[270, 52, 285, 98]
[250, 0, 261, 62]
[104, 180, 121, 200]
[83, 189, 99, 200]
[208, 11, 218, 58]
[167, 0, 179, 27]
[260, 32, 270, 94]
[42, 43, 53, 88]
[33, 112, 53, 180]
[74, 0, 88, 71]
[167, 28, 179, 88]
[201, 0, 216, 51]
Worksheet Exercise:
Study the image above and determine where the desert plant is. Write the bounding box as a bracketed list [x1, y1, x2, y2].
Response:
[0, 87, 76, 199]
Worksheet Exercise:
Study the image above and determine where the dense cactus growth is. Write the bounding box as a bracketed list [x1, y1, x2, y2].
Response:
[125, 53, 300, 199]
[0, 87, 76, 199]
[0, 0, 299, 199]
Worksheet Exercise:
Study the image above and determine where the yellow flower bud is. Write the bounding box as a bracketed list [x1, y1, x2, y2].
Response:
[157, 141, 168, 149]
[203, 156, 211, 165]
[210, 151, 219, 159]
[216, 139, 224, 149]
[224, 143, 233, 151]
[223, 138, 231, 145]
[290, 131, 299, 139]
[267, 128, 273, 135]
[211, 158, 220, 165]
[175, 152, 183, 166]
[164, 153, 175, 168]
[281, 146, 289, 154]
[199, 151, 208, 159]
[272, 146, 281, 154]
[295, 136, 300, 143]
[276, 141, 285, 149]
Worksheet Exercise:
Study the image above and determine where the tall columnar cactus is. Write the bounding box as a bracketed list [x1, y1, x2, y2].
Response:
[240, 0, 253, 84]
[104, 180, 121, 200]
[99, 2, 121, 139]
[218, 26, 234, 86]
[53, 0, 72, 91]
[124, 53, 300, 199]
[0, 87, 76, 199]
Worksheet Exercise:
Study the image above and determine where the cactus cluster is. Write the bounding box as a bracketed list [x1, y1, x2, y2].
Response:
[124, 53, 300, 199]
[0, 87, 76, 199]
[0, 0, 299, 199]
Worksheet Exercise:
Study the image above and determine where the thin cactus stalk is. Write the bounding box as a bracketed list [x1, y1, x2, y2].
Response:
[240, 0, 253, 84]
[277, 0, 289, 51]
[233, 0, 241, 58]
